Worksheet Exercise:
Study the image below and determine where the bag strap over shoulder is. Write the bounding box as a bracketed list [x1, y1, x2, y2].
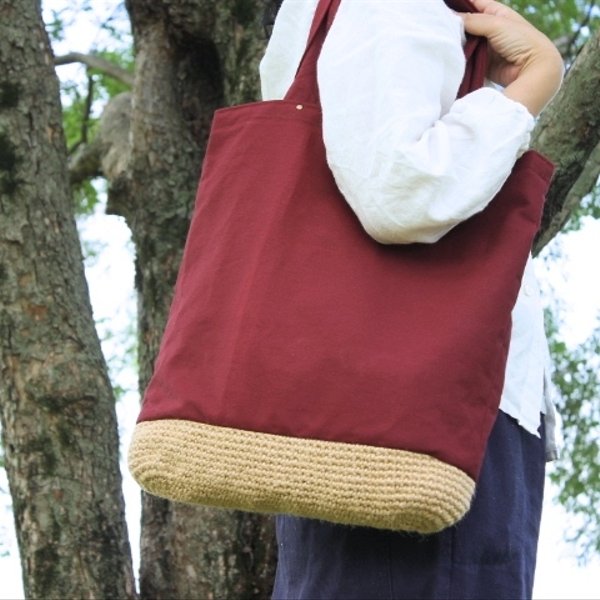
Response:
[285, 0, 488, 103]
[304, 0, 341, 57]
[284, 0, 341, 104]
[444, 0, 489, 97]
[444, 0, 477, 9]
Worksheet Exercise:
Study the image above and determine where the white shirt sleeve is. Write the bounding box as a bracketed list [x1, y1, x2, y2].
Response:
[314, 0, 535, 244]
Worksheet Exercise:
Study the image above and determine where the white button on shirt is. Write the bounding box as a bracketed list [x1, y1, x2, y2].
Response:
[260, 0, 557, 455]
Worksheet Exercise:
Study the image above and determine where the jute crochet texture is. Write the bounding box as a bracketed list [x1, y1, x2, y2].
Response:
[128, 419, 475, 533]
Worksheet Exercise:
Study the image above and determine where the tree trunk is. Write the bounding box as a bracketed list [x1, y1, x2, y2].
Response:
[118, 1, 276, 597]
[0, 1, 135, 598]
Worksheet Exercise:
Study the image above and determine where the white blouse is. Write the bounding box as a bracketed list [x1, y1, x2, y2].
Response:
[260, 0, 557, 456]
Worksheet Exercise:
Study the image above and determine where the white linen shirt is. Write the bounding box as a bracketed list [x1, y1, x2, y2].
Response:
[260, 0, 557, 455]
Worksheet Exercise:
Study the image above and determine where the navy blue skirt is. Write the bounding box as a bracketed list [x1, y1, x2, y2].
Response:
[272, 411, 546, 600]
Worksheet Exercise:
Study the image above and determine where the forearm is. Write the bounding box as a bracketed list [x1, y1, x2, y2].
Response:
[325, 89, 534, 244]
[319, 2, 534, 244]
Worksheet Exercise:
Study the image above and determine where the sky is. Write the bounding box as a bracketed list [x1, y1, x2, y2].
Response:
[1, 1, 600, 598]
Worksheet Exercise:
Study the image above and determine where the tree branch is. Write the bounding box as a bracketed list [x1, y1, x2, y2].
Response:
[54, 52, 133, 87]
[81, 74, 95, 143]
[68, 140, 102, 185]
[532, 26, 600, 254]
[561, 0, 597, 62]
[68, 93, 132, 188]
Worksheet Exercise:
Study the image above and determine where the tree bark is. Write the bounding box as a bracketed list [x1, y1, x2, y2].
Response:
[0, 1, 135, 598]
[533, 26, 600, 252]
[118, 0, 276, 597]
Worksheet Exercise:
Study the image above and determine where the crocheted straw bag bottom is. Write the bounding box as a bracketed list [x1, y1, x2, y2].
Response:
[128, 419, 475, 534]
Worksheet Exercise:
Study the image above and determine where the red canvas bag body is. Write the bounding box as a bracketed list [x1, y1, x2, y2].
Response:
[129, 0, 554, 533]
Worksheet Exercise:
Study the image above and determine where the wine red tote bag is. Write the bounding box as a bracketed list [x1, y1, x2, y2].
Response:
[129, 0, 554, 533]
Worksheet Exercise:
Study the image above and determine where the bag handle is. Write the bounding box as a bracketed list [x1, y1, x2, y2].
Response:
[284, 0, 341, 103]
[303, 0, 341, 62]
[443, 0, 489, 98]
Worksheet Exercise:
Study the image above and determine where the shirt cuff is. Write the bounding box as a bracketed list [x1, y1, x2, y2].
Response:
[450, 87, 535, 156]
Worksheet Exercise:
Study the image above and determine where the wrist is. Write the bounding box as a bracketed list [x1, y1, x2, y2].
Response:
[504, 52, 564, 117]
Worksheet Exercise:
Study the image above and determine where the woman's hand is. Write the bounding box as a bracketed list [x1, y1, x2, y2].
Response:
[461, 0, 564, 116]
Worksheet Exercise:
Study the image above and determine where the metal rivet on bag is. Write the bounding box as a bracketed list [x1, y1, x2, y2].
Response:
[296, 104, 303, 110]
